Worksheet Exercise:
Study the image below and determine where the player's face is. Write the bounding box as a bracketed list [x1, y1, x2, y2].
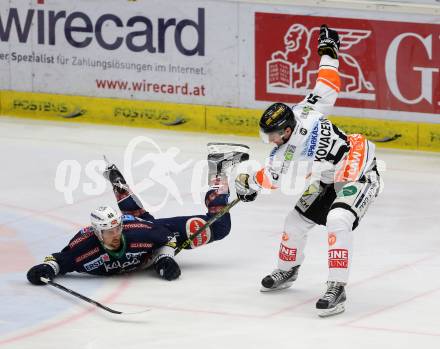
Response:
[260, 128, 291, 146]
[101, 224, 123, 250]
[260, 129, 283, 145]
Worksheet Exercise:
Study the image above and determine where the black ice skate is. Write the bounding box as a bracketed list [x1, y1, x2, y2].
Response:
[102, 156, 128, 193]
[316, 281, 346, 317]
[207, 143, 250, 188]
[260, 265, 300, 292]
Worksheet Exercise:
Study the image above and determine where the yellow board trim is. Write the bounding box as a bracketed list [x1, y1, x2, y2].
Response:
[0, 90, 205, 132]
[1, 90, 439, 152]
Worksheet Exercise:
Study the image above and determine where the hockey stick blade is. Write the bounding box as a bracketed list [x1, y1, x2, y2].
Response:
[41, 277, 150, 315]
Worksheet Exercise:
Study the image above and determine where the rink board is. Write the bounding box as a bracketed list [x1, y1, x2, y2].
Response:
[0, 90, 206, 132]
[1, 90, 439, 152]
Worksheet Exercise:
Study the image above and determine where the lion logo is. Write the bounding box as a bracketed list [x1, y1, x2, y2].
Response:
[267, 23, 375, 100]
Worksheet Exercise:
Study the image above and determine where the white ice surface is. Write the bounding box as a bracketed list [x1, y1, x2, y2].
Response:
[1, 117, 440, 349]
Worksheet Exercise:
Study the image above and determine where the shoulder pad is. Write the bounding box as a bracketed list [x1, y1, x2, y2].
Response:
[69, 227, 95, 248]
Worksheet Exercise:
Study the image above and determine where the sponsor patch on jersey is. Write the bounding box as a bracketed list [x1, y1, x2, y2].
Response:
[356, 181, 378, 211]
[280, 144, 296, 174]
[282, 232, 289, 241]
[284, 144, 296, 161]
[130, 242, 154, 249]
[83, 254, 108, 271]
[75, 247, 100, 263]
[335, 134, 367, 182]
[303, 183, 319, 196]
[124, 223, 152, 229]
[328, 249, 348, 268]
[328, 233, 337, 246]
[300, 106, 313, 119]
[337, 185, 358, 197]
[103, 251, 148, 273]
[122, 214, 136, 222]
[269, 147, 278, 160]
[303, 122, 319, 157]
[186, 217, 211, 248]
[279, 243, 297, 261]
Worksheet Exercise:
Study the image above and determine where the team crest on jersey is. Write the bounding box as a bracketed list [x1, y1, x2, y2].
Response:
[186, 217, 211, 248]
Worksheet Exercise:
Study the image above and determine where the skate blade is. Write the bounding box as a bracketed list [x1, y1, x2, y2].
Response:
[260, 282, 294, 292]
[207, 143, 250, 155]
[317, 302, 345, 317]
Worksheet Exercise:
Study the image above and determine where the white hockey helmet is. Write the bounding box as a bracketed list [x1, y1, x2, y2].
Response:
[90, 206, 122, 241]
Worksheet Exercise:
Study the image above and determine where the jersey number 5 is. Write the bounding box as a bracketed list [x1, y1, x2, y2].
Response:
[306, 94, 322, 105]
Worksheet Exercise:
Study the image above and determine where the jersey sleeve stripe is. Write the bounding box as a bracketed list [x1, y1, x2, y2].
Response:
[317, 77, 340, 92]
[317, 68, 341, 92]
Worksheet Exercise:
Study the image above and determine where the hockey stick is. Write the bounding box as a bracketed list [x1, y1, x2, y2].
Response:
[174, 197, 241, 255]
[40, 277, 150, 315]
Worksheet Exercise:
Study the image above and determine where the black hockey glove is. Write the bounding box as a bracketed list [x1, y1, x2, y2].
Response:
[27, 263, 56, 285]
[235, 174, 258, 202]
[154, 256, 181, 281]
[318, 24, 340, 59]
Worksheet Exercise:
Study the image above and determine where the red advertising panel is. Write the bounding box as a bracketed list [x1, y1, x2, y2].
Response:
[255, 13, 440, 115]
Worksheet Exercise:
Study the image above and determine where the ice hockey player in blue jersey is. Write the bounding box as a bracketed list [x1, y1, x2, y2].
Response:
[26, 143, 249, 285]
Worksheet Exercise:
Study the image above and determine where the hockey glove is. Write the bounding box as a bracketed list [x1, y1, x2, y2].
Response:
[318, 24, 340, 59]
[235, 174, 258, 202]
[27, 263, 56, 285]
[154, 256, 181, 281]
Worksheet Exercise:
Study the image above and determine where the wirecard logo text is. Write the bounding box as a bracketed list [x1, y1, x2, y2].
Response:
[0, 2, 205, 55]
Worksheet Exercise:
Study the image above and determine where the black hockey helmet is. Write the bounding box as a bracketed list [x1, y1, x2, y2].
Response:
[259, 103, 296, 143]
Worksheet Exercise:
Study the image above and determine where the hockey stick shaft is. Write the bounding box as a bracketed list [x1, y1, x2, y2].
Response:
[41, 277, 123, 314]
[174, 197, 241, 255]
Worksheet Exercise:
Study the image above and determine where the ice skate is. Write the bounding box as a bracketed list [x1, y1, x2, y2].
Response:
[316, 281, 346, 317]
[207, 142, 249, 178]
[260, 265, 300, 292]
[102, 156, 128, 193]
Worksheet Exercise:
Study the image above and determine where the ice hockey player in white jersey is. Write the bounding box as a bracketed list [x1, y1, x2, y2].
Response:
[235, 25, 381, 317]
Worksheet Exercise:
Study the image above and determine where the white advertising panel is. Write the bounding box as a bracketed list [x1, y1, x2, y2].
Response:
[0, 0, 239, 105]
[1, 0, 439, 122]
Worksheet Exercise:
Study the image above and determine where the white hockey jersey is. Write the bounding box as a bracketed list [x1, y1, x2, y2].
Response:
[249, 56, 376, 190]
